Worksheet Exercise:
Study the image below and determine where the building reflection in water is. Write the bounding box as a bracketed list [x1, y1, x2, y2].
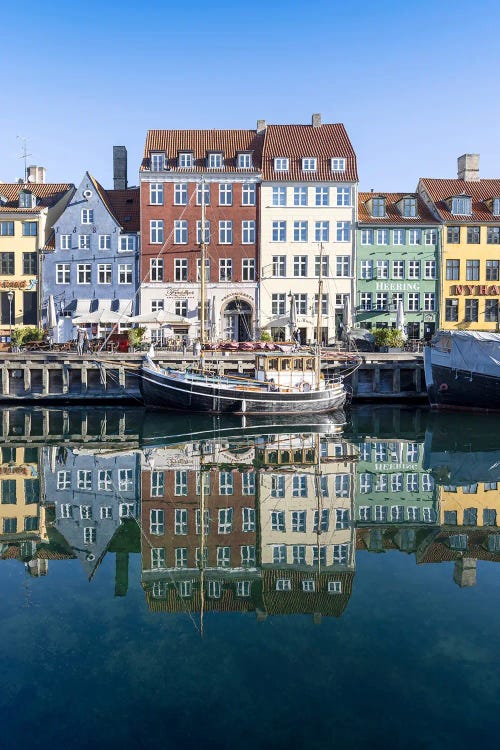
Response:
[0, 406, 498, 615]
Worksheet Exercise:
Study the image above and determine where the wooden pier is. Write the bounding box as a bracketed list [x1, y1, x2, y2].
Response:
[0, 350, 426, 403]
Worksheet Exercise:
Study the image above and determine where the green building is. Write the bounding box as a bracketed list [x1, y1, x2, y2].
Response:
[356, 193, 440, 340]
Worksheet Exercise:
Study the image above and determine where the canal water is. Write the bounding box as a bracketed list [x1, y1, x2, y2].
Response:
[0, 405, 498, 750]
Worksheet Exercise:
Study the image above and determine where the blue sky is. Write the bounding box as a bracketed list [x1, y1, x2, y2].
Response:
[1, 0, 499, 190]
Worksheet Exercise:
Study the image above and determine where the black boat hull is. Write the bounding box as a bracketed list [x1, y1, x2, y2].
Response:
[425, 362, 500, 411]
[140, 368, 346, 414]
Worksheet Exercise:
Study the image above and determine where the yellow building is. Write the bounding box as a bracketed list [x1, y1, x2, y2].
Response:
[0, 446, 44, 541]
[418, 155, 500, 330]
[438, 482, 499, 528]
[0, 170, 73, 339]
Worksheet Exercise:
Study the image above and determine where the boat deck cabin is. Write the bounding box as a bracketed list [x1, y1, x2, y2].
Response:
[255, 352, 322, 390]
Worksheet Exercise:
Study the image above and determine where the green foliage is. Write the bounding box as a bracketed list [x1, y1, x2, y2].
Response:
[373, 327, 404, 348]
[259, 330, 272, 342]
[128, 327, 146, 347]
[11, 327, 44, 346]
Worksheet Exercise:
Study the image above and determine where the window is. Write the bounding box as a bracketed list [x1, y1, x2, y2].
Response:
[336, 256, 350, 276]
[219, 220, 233, 244]
[175, 547, 188, 567]
[316, 187, 330, 206]
[217, 546, 231, 567]
[236, 580, 251, 598]
[483, 509, 497, 526]
[424, 260, 436, 279]
[81, 208, 94, 224]
[151, 299, 164, 313]
[302, 580, 315, 592]
[313, 509, 330, 532]
[466, 259, 480, 281]
[302, 157, 316, 171]
[272, 294, 286, 315]
[150, 258, 164, 282]
[392, 260, 404, 279]
[118, 469, 133, 492]
[119, 235, 136, 252]
[196, 220, 210, 245]
[447, 226, 460, 243]
[207, 152, 223, 168]
[293, 256, 307, 277]
[56, 264, 70, 284]
[314, 293, 329, 315]
[242, 507, 255, 531]
[77, 264, 91, 284]
[446, 259, 460, 280]
[333, 543, 349, 565]
[360, 260, 373, 279]
[425, 229, 437, 245]
[22, 222, 37, 236]
[78, 235, 90, 250]
[242, 220, 255, 244]
[270, 510, 285, 532]
[173, 258, 188, 282]
[445, 298, 459, 321]
[1, 478, 17, 504]
[175, 300, 187, 317]
[174, 508, 188, 535]
[208, 580, 222, 598]
[392, 228, 404, 245]
[273, 544, 287, 564]
[465, 226, 480, 244]
[242, 258, 255, 281]
[178, 151, 193, 168]
[315, 255, 329, 277]
[83, 527, 96, 545]
[336, 508, 350, 530]
[407, 293, 420, 312]
[274, 158, 289, 172]
[376, 260, 389, 279]
[337, 187, 351, 206]
[272, 221, 286, 242]
[60, 234, 71, 250]
[402, 197, 417, 217]
[174, 220, 188, 244]
[465, 298, 479, 322]
[272, 256, 286, 277]
[485, 299, 499, 322]
[118, 264, 132, 284]
[291, 187, 307, 206]
[376, 228, 389, 245]
[219, 258, 232, 282]
[22, 252, 37, 275]
[486, 260, 499, 281]
[408, 260, 420, 278]
[487, 226, 500, 244]
[219, 472, 234, 495]
[241, 545, 256, 565]
[150, 153, 165, 171]
[242, 183, 256, 205]
[196, 183, 211, 206]
[150, 509, 165, 535]
[98, 264, 111, 284]
[272, 186, 286, 206]
[372, 197, 386, 217]
[361, 228, 374, 244]
[150, 220, 164, 244]
[151, 548, 166, 569]
[0, 222, 14, 236]
[293, 475, 308, 498]
[293, 221, 308, 242]
[98, 234, 110, 251]
[331, 158, 346, 171]
[315, 221, 329, 242]
[451, 196, 471, 215]
[219, 183, 233, 206]
[391, 505, 404, 522]
[424, 292, 435, 311]
[408, 229, 421, 245]
[98, 470, 112, 491]
[237, 152, 253, 169]
[360, 292, 372, 310]
[337, 222, 351, 242]
[493, 198, 500, 216]
[151, 470, 165, 497]
[376, 292, 388, 310]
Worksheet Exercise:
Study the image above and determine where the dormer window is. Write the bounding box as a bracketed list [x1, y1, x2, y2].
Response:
[237, 152, 253, 169]
[19, 190, 35, 209]
[178, 151, 194, 168]
[207, 152, 223, 169]
[402, 196, 417, 217]
[274, 158, 289, 172]
[150, 152, 166, 171]
[81, 209, 94, 225]
[371, 197, 386, 218]
[492, 197, 500, 216]
[331, 158, 346, 172]
[302, 157, 317, 172]
[451, 195, 472, 215]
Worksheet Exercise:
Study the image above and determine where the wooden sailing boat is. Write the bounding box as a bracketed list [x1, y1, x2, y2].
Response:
[140, 182, 347, 414]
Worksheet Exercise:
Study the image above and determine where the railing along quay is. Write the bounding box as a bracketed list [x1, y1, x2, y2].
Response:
[0, 350, 426, 403]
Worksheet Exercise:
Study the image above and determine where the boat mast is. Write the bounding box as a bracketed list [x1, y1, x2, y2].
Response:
[199, 442, 206, 637]
[200, 179, 206, 349]
[315, 243, 324, 383]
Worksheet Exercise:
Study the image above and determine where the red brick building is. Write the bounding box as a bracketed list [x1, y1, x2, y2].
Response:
[139, 128, 264, 343]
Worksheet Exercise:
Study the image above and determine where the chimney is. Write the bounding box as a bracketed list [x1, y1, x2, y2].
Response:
[457, 154, 480, 182]
[113, 146, 128, 190]
[256, 119, 267, 134]
[27, 165, 46, 184]
[453, 558, 477, 588]
[312, 113, 322, 128]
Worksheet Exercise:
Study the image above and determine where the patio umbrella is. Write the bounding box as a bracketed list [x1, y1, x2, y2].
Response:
[47, 295, 57, 329]
[289, 294, 297, 339]
[396, 300, 407, 340]
[128, 310, 188, 325]
[343, 296, 352, 331]
[72, 309, 127, 325]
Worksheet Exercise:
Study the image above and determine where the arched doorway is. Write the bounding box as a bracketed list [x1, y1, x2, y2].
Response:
[222, 299, 253, 341]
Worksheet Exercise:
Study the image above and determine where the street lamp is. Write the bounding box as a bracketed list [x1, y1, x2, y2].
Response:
[7, 290, 13, 345]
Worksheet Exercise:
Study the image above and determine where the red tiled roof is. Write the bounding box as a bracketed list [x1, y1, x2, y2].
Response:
[417, 529, 500, 564]
[261, 123, 358, 182]
[0, 183, 73, 213]
[88, 175, 140, 232]
[358, 192, 439, 225]
[419, 178, 500, 223]
[141, 129, 264, 172]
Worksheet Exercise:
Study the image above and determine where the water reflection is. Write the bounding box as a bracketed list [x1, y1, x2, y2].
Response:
[1, 406, 498, 617]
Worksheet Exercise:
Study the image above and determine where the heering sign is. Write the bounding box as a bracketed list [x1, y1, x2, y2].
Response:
[375, 282, 420, 292]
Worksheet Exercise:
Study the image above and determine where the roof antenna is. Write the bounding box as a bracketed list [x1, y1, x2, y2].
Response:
[17, 136, 32, 182]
